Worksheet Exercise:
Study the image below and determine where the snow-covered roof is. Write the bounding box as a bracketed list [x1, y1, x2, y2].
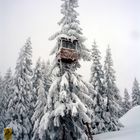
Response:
[57, 34, 77, 42]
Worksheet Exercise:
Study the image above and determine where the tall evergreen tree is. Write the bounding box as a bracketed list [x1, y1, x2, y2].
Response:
[1, 68, 13, 126]
[32, 77, 47, 140]
[103, 46, 121, 131]
[89, 41, 107, 134]
[32, 58, 42, 105]
[0, 69, 13, 137]
[32, 59, 53, 139]
[7, 38, 33, 140]
[123, 88, 131, 114]
[41, 60, 52, 93]
[132, 78, 140, 107]
[37, 0, 94, 139]
[90, 41, 104, 92]
[117, 94, 124, 118]
[0, 74, 4, 135]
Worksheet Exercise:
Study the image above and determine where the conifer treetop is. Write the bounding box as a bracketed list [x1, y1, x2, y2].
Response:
[15, 38, 32, 79]
[58, 0, 79, 26]
[104, 46, 116, 83]
[124, 88, 130, 101]
[49, 0, 90, 61]
[90, 41, 104, 91]
[50, 0, 83, 40]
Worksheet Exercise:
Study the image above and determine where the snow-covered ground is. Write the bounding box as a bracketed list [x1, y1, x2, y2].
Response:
[1, 106, 140, 140]
[94, 106, 140, 140]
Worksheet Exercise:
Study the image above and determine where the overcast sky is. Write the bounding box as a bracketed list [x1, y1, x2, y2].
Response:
[0, 0, 140, 95]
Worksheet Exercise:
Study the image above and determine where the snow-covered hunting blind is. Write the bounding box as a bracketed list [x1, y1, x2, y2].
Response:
[56, 36, 79, 63]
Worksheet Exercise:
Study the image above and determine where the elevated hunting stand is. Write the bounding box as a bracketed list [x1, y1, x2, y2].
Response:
[56, 37, 79, 64]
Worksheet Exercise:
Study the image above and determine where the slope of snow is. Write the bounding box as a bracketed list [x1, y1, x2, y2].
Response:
[120, 105, 140, 128]
[94, 106, 140, 140]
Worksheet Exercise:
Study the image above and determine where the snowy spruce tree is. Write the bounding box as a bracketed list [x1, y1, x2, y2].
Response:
[0, 74, 4, 135]
[123, 88, 131, 114]
[90, 41, 104, 92]
[32, 59, 53, 139]
[3, 68, 13, 109]
[7, 38, 33, 140]
[103, 46, 121, 131]
[37, 0, 94, 140]
[132, 78, 140, 107]
[32, 58, 43, 105]
[41, 60, 52, 93]
[117, 95, 124, 118]
[32, 77, 47, 140]
[89, 41, 107, 134]
[0, 68, 13, 129]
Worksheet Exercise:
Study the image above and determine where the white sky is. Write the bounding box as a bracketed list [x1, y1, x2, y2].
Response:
[0, 0, 140, 95]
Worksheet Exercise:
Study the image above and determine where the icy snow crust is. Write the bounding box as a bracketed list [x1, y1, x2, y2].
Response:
[94, 106, 140, 140]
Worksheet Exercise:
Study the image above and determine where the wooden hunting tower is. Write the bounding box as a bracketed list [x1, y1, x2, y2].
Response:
[56, 37, 79, 63]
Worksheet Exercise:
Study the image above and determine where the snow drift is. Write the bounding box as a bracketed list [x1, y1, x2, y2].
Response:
[120, 105, 140, 128]
[94, 106, 140, 140]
